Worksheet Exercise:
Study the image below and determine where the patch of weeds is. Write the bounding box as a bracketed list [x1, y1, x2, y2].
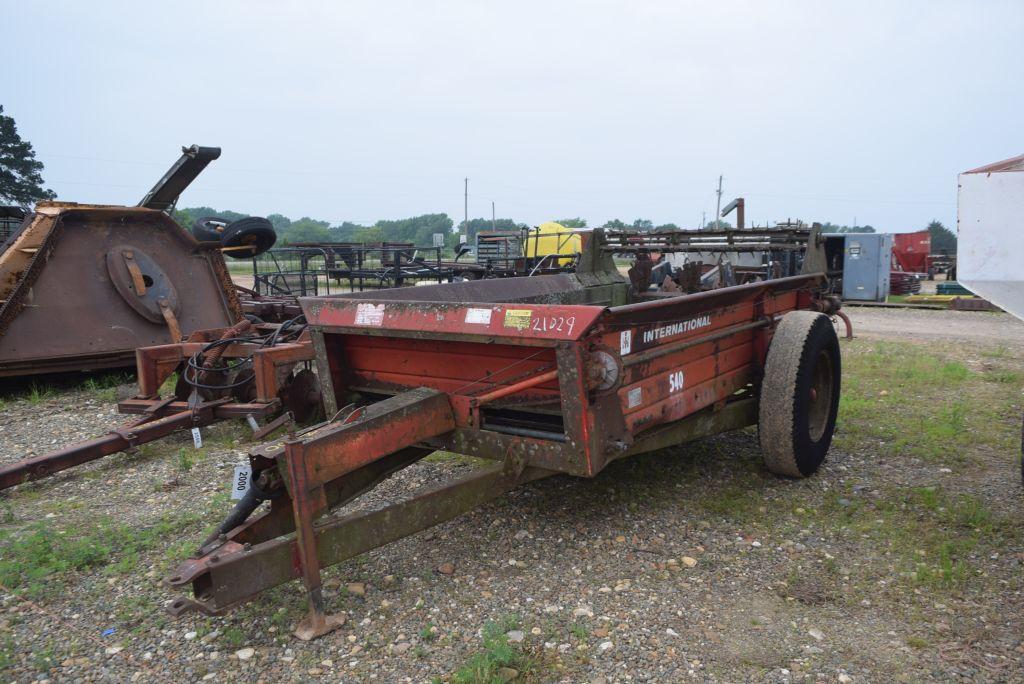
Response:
[158, 372, 179, 396]
[983, 369, 1020, 384]
[569, 622, 588, 639]
[270, 608, 291, 629]
[906, 636, 929, 649]
[822, 485, 1015, 593]
[981, 345, 1011, 359]
[81, 371, 132, 402]
[420, 623, 438, 641]
[0, 510, 205, 598]
[697, 480, 762, 520]
[177, 448, 194, 472]
[31, 645, 56, 672]
[425, 451, 491, 468]
[451, 615, 536, 684]
[837, 340, 1018, 464]
[0, 637, 15, 669]
[222, 626, 246, 648]
[27, 382, 54, 405]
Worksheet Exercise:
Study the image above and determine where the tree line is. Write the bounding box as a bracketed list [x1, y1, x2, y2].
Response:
[170, 206, 960, 251]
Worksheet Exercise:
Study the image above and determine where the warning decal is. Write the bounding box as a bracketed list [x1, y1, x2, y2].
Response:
[503, 309, 532, 330]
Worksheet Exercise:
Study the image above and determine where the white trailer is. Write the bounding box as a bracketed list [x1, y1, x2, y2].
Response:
[957, 154, 1024, 320]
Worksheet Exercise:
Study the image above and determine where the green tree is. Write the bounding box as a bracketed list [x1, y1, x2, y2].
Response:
[282, 217, 332, 244]
[376, 213, 454, 244]
[0, 105, 55, 205]
[179, 206, 248, 223]
[655, 223, 680, 231]
[328, 221, 368, 242]
[556, 217, 587, 228]
[703, 219, 733, 230]
[172, 208, 196, 231]
[927, 219, 956, 252]
[354, 226, 384, 243]
[266, 213, 292, 233]
[601, 219, 628, 230]
[632, 218, 654, 231]
[458, 217, 522, 240]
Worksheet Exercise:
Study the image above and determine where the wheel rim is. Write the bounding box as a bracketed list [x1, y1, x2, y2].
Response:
[808, 349, 834, 442]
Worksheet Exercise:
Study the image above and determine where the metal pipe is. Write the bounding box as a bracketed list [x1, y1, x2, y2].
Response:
[471, 368, 560, 406]
[608, 273, 822, 316]
[0, 407, 222, 490]
[481, 424, 568, 442]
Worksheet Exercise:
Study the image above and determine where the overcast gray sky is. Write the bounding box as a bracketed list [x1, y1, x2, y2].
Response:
[2, 0, 1021, 232]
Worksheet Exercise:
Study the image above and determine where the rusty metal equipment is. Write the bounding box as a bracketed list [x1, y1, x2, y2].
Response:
[607, 223, 839, 295]
[0, 203, 242, 377]
[0, 145, 243, 378]
[0, 317, 321, 490]
[164, 230, 843, 639]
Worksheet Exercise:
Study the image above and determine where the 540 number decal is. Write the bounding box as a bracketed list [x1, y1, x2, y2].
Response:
[668, 370, 685, 393]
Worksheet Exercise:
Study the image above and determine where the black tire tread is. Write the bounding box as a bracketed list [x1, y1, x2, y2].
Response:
[759, 310, 840, 478]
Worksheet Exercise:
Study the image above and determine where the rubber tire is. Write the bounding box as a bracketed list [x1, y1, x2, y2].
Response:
[192, 216, 231, 242]
[221, 216, 277, 259]
[758, 310, 841, 478]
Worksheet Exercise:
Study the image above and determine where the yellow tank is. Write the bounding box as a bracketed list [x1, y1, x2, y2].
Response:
[524, 222, 582, 266]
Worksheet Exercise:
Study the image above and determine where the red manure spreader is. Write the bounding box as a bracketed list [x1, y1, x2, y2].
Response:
[164, 232, 843, 639]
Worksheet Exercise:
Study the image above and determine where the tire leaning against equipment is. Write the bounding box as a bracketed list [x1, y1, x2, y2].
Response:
[758, 310, 841, 478]
[221, 216, 277, 259]
[192, 216, 231, 242]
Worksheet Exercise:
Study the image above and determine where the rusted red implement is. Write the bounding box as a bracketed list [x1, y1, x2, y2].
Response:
[0, 321, 319, 490]
[163, 232, 843, 639]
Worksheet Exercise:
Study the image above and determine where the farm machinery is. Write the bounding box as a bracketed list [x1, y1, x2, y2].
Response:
[0, 145, 278, 379]
[151, 230, 843, 639]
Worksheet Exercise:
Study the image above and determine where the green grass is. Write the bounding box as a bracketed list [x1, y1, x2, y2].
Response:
[26, 382, 54, 404]
[983, 369, 1021, 384]
[177, 448, 194, 472]
[0, 510, 204, 599]
[835, 340, 1021, 463]
[80, 371, 133, 402]
[817, 484, 1013, 592]
[451, 615, 535, 684]
[0, 637, 14, 669]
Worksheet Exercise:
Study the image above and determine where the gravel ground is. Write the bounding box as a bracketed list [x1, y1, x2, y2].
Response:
[0, 310, 1022, 683]
[844, 306, 1024, 351]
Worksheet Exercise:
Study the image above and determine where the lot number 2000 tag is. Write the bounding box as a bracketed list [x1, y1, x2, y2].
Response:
[668, 370, 685, 393]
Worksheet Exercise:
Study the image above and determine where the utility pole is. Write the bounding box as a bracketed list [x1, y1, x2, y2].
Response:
[715, 175, 723, 230]
[464, 178, 468, 237]
[492, 201, 496, 232]
[701, 211, 706, 230]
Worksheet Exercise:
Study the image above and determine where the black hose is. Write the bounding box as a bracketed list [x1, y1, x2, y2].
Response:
[200, 473, 281, 547]
[182, 315, 307, 392]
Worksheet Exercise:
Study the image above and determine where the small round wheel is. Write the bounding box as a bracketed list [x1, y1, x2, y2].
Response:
[192, 216, 231, 242]
[221, 217, 277, 258]
[758, 310, 841, 478]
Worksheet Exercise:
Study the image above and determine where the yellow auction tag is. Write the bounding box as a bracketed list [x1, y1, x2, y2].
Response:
[503, 309, 532, 330]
